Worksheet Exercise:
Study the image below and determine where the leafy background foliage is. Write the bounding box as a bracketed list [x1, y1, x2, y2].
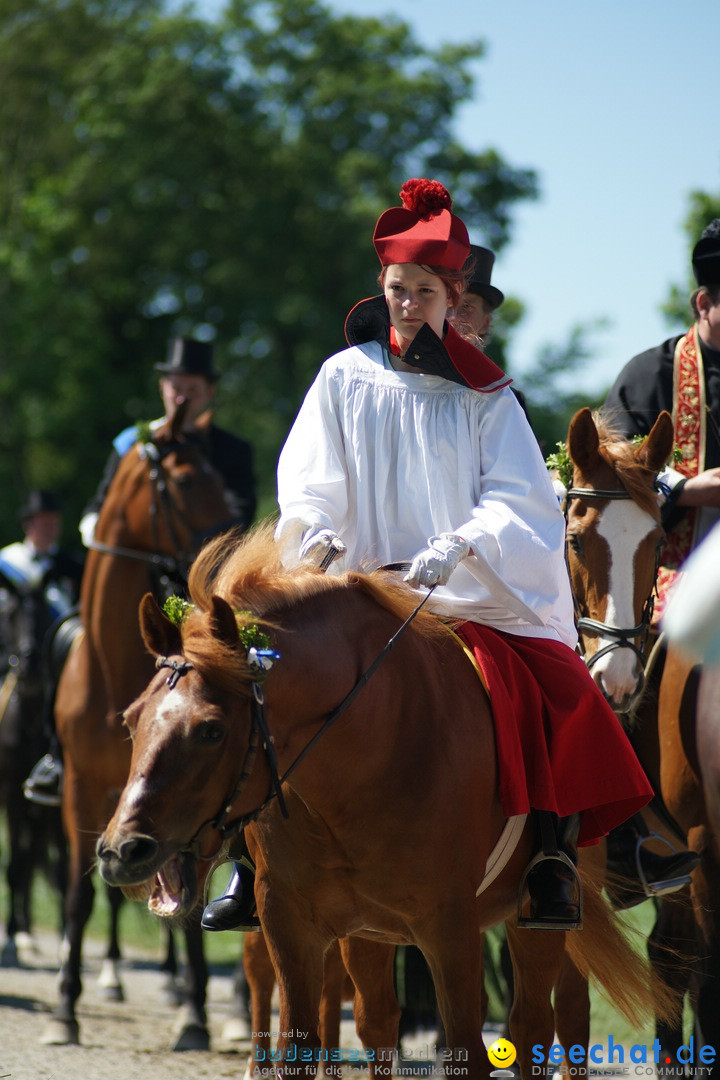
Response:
[0, 0, 715, 546]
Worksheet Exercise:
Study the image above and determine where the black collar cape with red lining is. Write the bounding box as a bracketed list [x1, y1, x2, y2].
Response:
[344, 295, 512, 394]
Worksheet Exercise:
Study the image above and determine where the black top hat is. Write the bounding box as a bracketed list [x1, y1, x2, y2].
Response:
[20, 490, 62, 521]
[154, 338, 219, 381]
[692, 219, 720, 287]
[464, 245, 504, 309]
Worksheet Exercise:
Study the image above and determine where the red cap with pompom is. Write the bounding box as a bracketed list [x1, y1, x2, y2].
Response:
[373, 178, 470, 270]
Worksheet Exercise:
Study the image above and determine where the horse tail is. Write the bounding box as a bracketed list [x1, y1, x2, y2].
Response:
[566, 867, 683, 1029]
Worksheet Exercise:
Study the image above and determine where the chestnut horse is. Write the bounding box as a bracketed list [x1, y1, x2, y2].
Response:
[564, 407, 710, 1066]
[96, 525, 676, 1079]
[43, 403, 238, 1048]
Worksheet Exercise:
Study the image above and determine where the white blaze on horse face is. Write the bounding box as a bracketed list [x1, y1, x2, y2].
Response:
[594, 499, 656, 705]
[122, 685, 189, 811]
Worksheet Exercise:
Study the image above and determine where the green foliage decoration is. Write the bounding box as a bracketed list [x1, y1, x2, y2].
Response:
[135, 420, 154, 445]
[163, 595, 192, 626]
[545, 442, 574, 489]
[235, 613, 272, 653]
[162, 596, 271, 653]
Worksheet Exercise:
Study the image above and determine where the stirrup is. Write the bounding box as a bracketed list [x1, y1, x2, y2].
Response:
[636, 832, 695, 897]
[517, 850, 583, 931]
[23, 754, 63, 807]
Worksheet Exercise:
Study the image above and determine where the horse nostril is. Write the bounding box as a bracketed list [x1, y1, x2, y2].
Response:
[119, 835, 160, 865]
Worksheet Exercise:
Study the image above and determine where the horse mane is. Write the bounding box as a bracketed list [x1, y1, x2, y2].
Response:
[188, 522, 449, 635]
[179, 522, 450, 696]
[592, 411, 661, 519]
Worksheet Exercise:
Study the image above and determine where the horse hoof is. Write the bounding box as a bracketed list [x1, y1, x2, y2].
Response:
[172, 1023, 211, 1052]
[0, 939, 19, 966]
[13, 931, 35, 952]
[40, 1018, 80, 1046]
[99, 983, 125, 1002]
[222, 1016, 252, 1042]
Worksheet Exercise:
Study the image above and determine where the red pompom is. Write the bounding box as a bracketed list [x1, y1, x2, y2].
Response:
[399, 178, 453, 219]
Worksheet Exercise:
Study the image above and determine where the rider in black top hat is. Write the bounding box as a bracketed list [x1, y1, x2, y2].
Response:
[26, 339, 257, 805]
[80, 337, 257, 545]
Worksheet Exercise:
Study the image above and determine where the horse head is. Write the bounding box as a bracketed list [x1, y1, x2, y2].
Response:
[95, 587, 272, 919]
[565, 407, 673, 712]
[90, 401, 236, 589]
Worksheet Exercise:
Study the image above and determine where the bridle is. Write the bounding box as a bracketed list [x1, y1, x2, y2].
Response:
[88, 439, 235, 583]
[155, 564, 436, 859]
[565, 485, 660, 673]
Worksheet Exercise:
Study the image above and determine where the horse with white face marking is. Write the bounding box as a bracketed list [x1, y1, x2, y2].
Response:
[564, 407, 674, 712]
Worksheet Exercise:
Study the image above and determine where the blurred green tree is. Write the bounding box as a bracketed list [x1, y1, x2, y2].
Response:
[0, 0, 541, 539]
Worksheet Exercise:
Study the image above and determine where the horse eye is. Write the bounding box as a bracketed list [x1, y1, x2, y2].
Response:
[195, 721, 226, 745]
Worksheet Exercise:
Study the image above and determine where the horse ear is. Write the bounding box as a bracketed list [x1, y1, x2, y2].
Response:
[635, 410, 674, 473]
[209, 595, 240, 650]
[169, 399, 190, 441]
[153, 399, 189, 444]
[567, 407, 600, 474]
[139, 592, 183, 658]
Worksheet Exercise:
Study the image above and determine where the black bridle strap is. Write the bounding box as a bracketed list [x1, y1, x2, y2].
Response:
[565, 487, 633, 501]
[88, 538, 181, 574]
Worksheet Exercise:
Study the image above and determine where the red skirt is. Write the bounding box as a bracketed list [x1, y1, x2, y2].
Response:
[456, 623, 652, 846]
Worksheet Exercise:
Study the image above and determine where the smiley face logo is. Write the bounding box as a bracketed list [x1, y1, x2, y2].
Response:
[487, 1038, 517, 1070]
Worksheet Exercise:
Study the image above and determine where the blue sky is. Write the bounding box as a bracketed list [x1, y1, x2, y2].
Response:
[198, 0, 719, 395]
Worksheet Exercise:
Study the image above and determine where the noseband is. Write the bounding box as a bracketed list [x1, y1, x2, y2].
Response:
[565, 486, 660, 673]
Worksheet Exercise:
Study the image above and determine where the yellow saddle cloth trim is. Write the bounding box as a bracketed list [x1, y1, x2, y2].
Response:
[444, 624, 490, 695]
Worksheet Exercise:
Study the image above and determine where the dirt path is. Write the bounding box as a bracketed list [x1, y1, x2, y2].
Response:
[0, 930, 252, 1080]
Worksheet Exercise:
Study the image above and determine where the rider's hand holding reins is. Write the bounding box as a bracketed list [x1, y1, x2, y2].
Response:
[299, 526, 347, 569]
[405, 533, 470, 588]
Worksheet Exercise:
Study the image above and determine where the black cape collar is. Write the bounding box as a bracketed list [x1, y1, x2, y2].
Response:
[344, 295, 511, 394]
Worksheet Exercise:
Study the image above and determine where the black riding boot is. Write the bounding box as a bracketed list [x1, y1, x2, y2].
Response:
[606, 813, 699, 910]
[520, 811, 582, 930]
[201, 851, 260, 933]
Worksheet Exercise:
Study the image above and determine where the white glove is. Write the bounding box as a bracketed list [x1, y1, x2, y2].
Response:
[79, 512, 98, 548]
[298, 526, 346, 569]
[405, 533, 471, 588]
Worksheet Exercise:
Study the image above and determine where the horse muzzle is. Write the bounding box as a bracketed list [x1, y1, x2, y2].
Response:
[96, 832, 201, 918]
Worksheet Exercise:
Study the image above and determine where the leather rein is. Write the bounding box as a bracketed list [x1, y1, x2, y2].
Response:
[156, 562, 435, 859]
[565, 485, 660, 672]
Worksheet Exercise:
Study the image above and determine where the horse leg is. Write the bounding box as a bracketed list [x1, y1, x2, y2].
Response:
[688, 829, 720, 1048]
[221, 940, 253, 1043]
[421, 922, 487, 1079]
[554, 952, 590, 1078]
[158, 925, 184, 1007]
[506, 921, 566, 1078]
[316, 939, 350, 1079]
[259, 896, 326, 1079]
[648, 892, 695, 1074]
[5, 792, 34, 948]
[97, 882, 125, 1001]
[336, 937, 398, 1080]
[41, 757, 100, 1046]
[243, 929, 278, 1076]
[172, 912, 210, 1051]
